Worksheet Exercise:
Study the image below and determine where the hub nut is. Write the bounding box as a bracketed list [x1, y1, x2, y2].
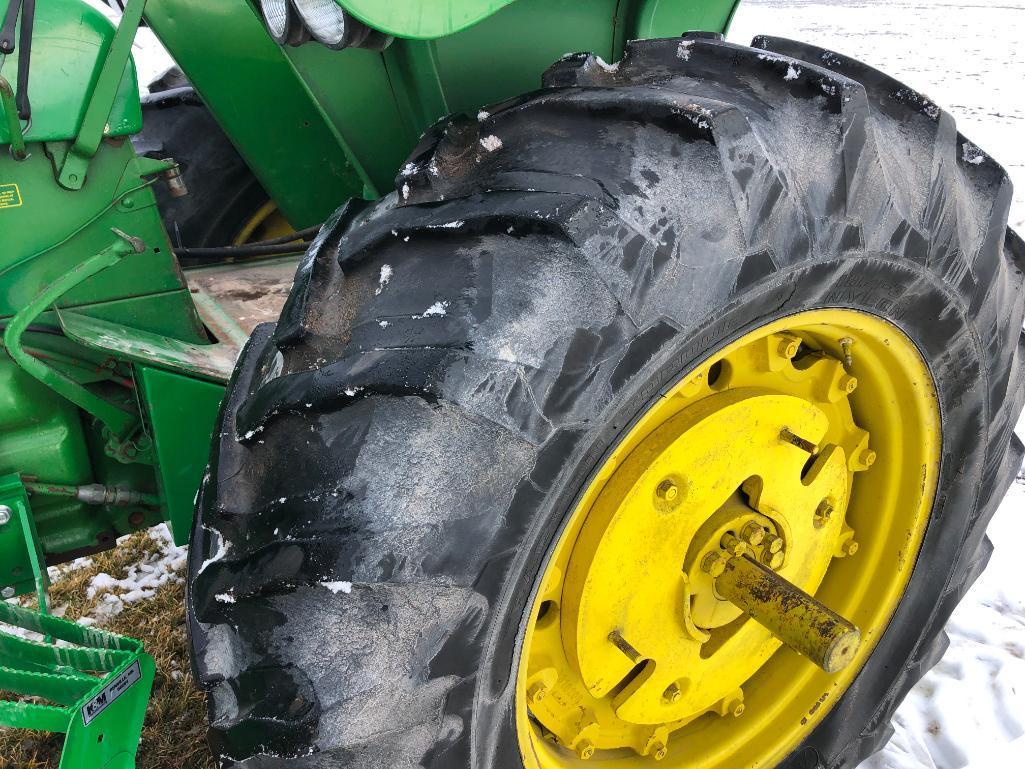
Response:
[701, 552, 727, 578]
[662, 682, 683, 704]
[765, 534, 784, 554]
[651, 741, 668, 761]
[760, 549, 785, 570]
[741, 521, 765, 546]
[0, 505, 11, 525]
[527, 682, 547, 704]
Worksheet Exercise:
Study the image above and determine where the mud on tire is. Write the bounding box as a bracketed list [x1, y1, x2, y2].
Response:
[188, 33, 1025, 768]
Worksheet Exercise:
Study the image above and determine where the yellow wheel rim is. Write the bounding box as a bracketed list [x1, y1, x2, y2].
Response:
[232, 200, 295, 245]
[516, 309, 940, 768]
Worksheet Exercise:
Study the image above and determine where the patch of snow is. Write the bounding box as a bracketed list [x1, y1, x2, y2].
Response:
[480, 135, 503, 152]
[84, 524, 188, 621]
[215, 591, 236, 604]
[962, 141, 987, 165]
[677, 41, 693, 61]
[379, 320, 390, 328]
[593, 55, 620, 73]
[477, 110, 490, 122]
[376, 264, 393, 295]
[414, 301, 450, 319]
[785, 64, 801, 81]
[198, 526, 229, 575]
[343, 386, 362, 397]
[322, 581, 352, 595]
[401, 182, 411, 200]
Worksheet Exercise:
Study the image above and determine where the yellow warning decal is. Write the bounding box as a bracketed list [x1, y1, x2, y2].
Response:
[0, 183, 23, 209]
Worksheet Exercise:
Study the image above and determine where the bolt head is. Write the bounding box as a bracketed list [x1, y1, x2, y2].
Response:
[0, 505, 11, 525]
[656, 479, 678, 502]
[576, 740, 595, 760]
[662, 683, 682, 704]
[1, 586, 15, 599]
[731, 701, 745, 718]
[652, 742, 668, 761]
[701, 552, 726, 578]
[843, 540, 859, 557]
[763, 550, 785, 570]
[860, 449, 877, 467]
[840, 374, 858, 393]
[778, 338, 800, 359]
[814, 500, 834, 529]
[766, 535, 784, 554]
[740, 522, 765, 546]
[528, 682, 547, 704]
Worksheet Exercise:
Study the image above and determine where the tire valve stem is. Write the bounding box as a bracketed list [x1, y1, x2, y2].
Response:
[840, 337, 855, 370]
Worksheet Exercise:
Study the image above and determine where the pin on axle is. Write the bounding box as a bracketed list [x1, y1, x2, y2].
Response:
[706, 554, 862, 673]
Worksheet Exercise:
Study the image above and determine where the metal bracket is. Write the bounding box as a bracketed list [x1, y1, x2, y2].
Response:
[0, 73, 25, 160]
[56, 0, 147, 190]
[0, 473, 48, 608]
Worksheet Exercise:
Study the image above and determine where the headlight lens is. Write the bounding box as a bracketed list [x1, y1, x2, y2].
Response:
[291, 0, 351, 48]
[259, 0, 292, 43]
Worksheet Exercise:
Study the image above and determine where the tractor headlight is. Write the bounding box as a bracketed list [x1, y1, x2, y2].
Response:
[259, 0, 291, 42]
[291, 0, 357, 49]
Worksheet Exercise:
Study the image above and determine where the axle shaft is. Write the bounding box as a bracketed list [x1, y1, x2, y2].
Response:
[714, 555, 862, 673]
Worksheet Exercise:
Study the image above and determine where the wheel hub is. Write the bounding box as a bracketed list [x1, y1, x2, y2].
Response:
[517, 311, 941, 767]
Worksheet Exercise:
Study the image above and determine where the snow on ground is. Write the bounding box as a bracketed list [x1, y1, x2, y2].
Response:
[730, 4, 1025, 767]
[728, 0, 1025, 231]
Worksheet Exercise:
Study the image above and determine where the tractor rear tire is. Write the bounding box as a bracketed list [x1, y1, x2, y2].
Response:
[188, 34, 1025, 768]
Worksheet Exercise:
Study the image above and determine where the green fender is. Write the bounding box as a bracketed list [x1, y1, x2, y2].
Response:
[336, 0, 518, 39]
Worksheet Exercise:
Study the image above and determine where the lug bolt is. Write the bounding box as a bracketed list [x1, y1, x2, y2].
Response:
[576, 740, 596, 760]
[0, 505, 11, 525]
[839, 374, 858, 394]
[860, 449, 877, 467]
[765, 534, 784, 554]
[1, 586, 14, 599]
[760, 549, 785, 570]
[656, 479, 679, 502]
[651, 741, 668, 761]
[741, 521, 765, 546]
[528, 682, 548, 704]
[720, 533, 747, 557]
[780, 427, 817, 454]
[814, 500, 834, 529]
[726, 697, 745, 718]
[842, 539, 860, 557]
[701, 552, 727, 578]
[778, 337, 800, 359]
[839, 337, 854, 369]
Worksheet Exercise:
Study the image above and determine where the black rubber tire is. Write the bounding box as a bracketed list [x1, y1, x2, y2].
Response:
[133, 90, 275, 252]
[188, 34, 1025, 768]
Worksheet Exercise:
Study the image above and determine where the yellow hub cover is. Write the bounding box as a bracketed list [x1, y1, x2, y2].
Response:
[517, 310, 940, 768]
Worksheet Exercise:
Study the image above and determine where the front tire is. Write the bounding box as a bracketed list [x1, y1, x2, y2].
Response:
[188, 34, 1025, 768]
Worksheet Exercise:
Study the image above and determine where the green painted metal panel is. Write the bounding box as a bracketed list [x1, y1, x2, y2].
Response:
[143, 0, 371, 227]
[337, 0, 517, 39]
[137, 366, 224, 545]
[0, 141, 205, 328]
[0, 0, 141, 145]
[630, 0, 741, 39]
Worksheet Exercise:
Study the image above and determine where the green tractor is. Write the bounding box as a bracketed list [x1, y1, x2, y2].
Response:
[1, 0, 1022, 767]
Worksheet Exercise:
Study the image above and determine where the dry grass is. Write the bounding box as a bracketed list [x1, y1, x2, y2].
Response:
[0, 530, 215, 769]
